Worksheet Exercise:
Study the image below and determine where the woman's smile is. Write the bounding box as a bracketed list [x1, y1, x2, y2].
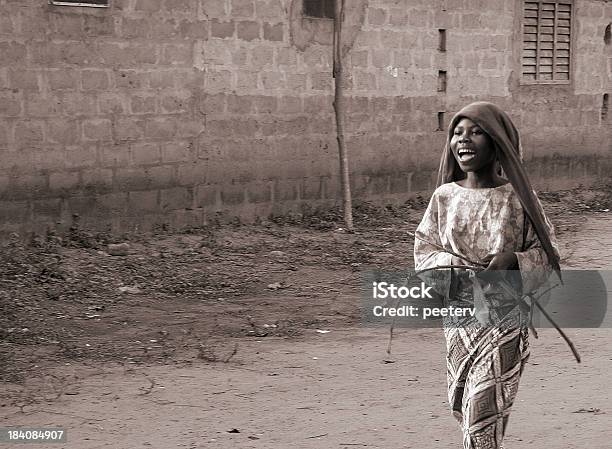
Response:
[450, 117, 495, 170]
[457, 147, 477, 162]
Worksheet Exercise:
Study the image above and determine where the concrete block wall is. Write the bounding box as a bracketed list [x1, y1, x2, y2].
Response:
[0, 0, 609, 234]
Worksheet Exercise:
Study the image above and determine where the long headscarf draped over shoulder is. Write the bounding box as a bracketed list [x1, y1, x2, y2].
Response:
[437, 101, 562, 279]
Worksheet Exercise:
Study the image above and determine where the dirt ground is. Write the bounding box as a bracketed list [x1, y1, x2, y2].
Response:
[0, 184, 611, 449]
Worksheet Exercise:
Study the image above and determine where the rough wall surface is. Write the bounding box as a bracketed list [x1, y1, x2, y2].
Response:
[0, 0, 610, 234]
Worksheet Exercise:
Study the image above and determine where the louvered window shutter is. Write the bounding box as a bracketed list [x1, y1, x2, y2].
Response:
[522, 1, 572, 83]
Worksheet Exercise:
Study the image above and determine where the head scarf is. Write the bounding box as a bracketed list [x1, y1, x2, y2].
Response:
[437, 101, 561, 280]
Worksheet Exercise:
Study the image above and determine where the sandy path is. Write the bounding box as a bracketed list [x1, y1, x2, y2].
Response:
[1, 215, 611, 449]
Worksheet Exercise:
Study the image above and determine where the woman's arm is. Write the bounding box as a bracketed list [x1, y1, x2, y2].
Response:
[514, 193, 560, 293]
[413, 193, 453, 270]
[413, 192, 454, 297]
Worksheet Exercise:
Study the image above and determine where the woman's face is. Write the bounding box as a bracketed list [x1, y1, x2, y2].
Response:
[450, 118, 496, 173]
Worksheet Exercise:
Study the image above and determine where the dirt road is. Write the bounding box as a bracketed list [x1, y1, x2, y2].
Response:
[1, 211, 611, 448]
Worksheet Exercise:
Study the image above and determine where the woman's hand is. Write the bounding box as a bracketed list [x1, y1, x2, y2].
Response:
[482, 252, 518, 271]
[450, 255, 469, 266]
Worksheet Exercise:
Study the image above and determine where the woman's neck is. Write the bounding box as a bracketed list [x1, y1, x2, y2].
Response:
[459, 170, 506, 189]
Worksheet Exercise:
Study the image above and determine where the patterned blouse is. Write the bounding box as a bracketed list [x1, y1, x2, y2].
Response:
[413, 181, 559, 295]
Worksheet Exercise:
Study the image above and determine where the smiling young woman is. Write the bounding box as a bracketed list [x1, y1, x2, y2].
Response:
[413, 101, 561, 449]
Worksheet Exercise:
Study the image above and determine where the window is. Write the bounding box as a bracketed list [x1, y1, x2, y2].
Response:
[303, 0, 335, 19]
[521, 1, 572, 83]
[49, 0, 109, 7]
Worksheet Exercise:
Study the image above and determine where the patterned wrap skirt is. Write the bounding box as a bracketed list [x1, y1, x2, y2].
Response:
[443, 271, 530, 449]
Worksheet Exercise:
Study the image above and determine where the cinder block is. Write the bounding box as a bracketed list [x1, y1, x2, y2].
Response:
[389, 7, 409, 27]
[164, 0, 198, 14]
[220, 184, 246, 204]
[353, 71, 376, 91]
[300, 178, 323, 200]
[286, 74, 307, 91]
[135, 0, 162, 12]
[407, 9, 430, 28]
[236, 71, 259, 90]
[206, 70, 234, 91]
[83, 119, 112, 141]
[128, 189, 160, 212]
[0, 200, 30, 224]
[115, 166, 174, 191]
[177, 162, 207, 185]
[160, 186, 193, 210]
[64, 145, 98, 169]
[47, 70, 78, 91]
[15, 121, 44, 146]
[100, 143, 130, 167]
[176, 120, 205, 138]
[273, 179, 298, 201]
[178, 20, 210, 39]
[32, 198, 62, 219]
[97, 192, 128, 213]
[201, 0, 227, 18]
[83, 15, 115, 37]
[303, 95, 331, 113]
[253, 95, 278, 114]
[58, 92, 97, 116]
[145, 118, 177, 140]
[0, 42, 26, 66]
[49, 171, 80, 191]
[161, 44, 193, 66]
[9, 69, 40, 91]
[120, 18, 151, 39]
[379, 30, 406, 50]
[278, 97, 302, 114]
[114, 118, 145, 140]
[227, 94, 254, 114]
[263, 22, 283, 41]
[81, 70, 110, 91]
[81, 168, 114, 192]
[160, 91, 191, 114]
[45, 119, 79, 145]
[276, 48, 297, 66]
[371, 49, 391, 68]
[0, 122, 9, 147]
[0, 91, 22, 117]
[149, 71, 177, 89]
[247, 182, 272, 203]
[250, 45, 274, 69]
[350, 50, 368, 68]
[255, 0, 282, 17]
[162, 141, 193, 163]
[237, 21, 260, 41]
[130, 93, 158, 114]
[310, 72, 332, 91]
[231, 0, 254, 17]
[98, 93, 128, 114]
[195, 184, 218, 207]
[131, 142, 161, 165]
[260, 71, 284, 89]
[123, 43, 158, 66]
[114, 71, 149, 89]
[0, 14, 14, 36]
[367, 8, 387, 26]
[211, 20, 236, 38]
